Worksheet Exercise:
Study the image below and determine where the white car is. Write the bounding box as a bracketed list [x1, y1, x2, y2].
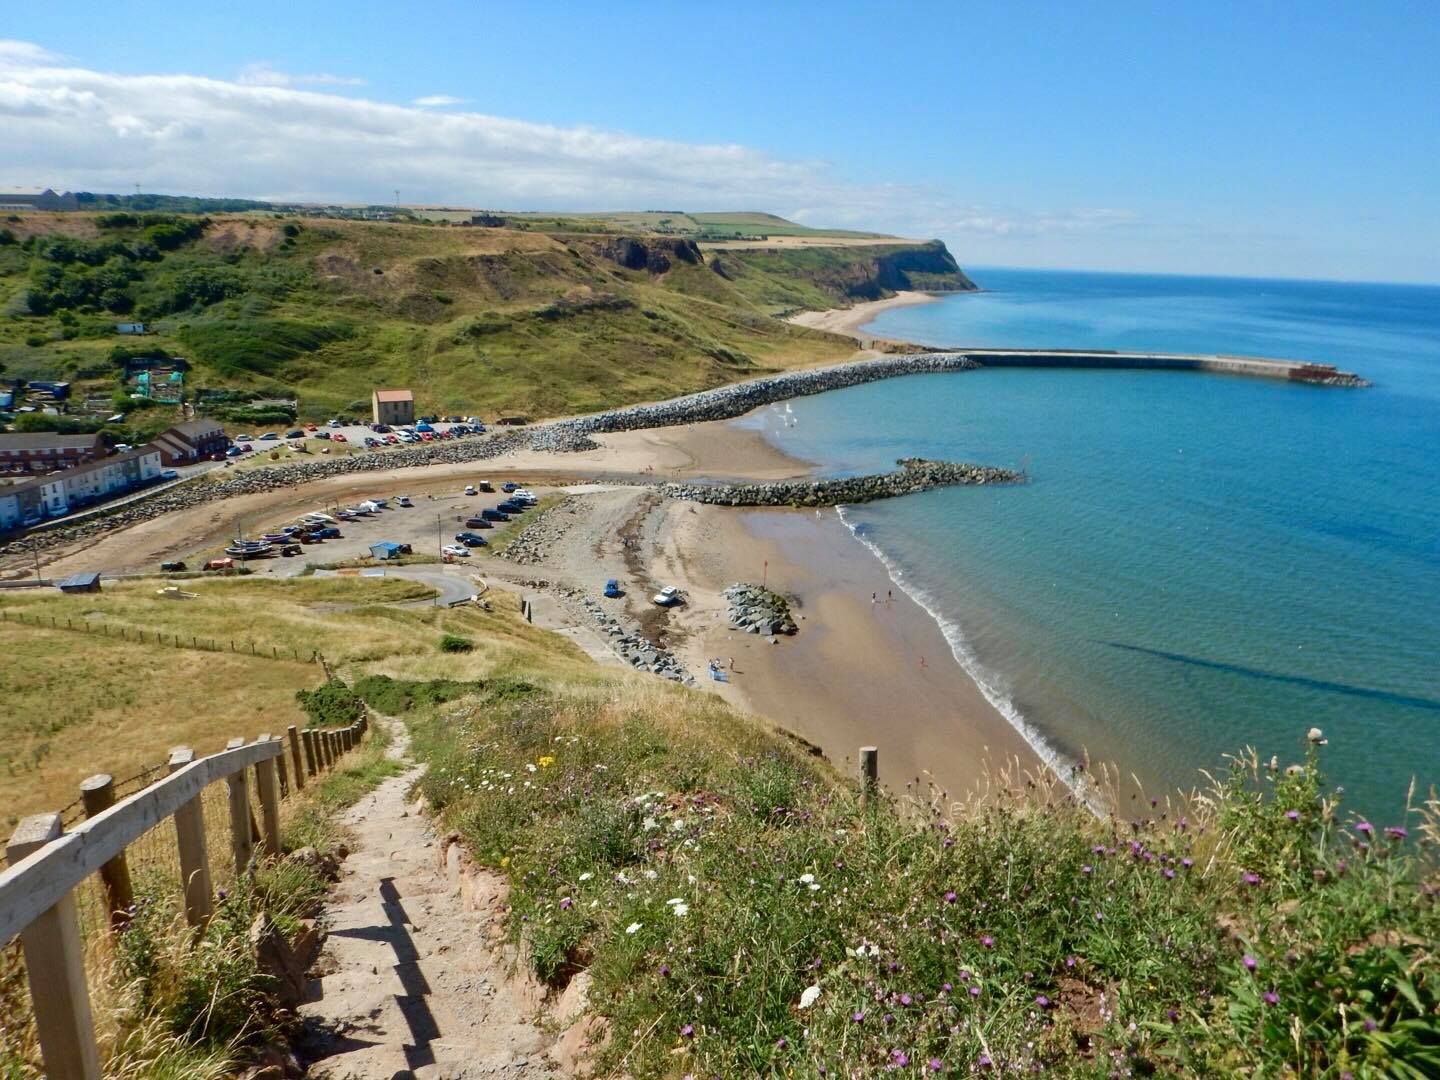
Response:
[396, 496, 413, 507]
[464, 485, 477, 496]
[512, 488, 536, 501]
[652, 586, 684, 607]
[442, 544, 470, 558]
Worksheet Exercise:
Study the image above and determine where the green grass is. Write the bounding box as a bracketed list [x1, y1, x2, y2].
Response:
[407, 676, 1440, 1078]
[0, 211, 963, 425]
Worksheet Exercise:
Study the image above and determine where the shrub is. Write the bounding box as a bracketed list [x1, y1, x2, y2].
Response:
[439, 634, 475, 654]
[293, 679, 363, 726]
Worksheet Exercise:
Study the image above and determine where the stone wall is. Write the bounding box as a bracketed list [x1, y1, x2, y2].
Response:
[661, 459, 1023, 507]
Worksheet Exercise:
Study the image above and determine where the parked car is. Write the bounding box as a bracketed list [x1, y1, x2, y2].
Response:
[372, 423, 391, 433]
[603, 579, 623, 599]
[464, 484, 478, 496]
[315, 526, 341, 539]
[385, 434, 399, 444]
[464, 516, 493, 529]
[363, 437, 380, 448]
[236, 434, 254, 442]
[455, 532, 489, 547]
[159, 469, 180, 481]
[419, 432, 433, 442]
[286, 429, 304, 439]
[333, 433, 347, 442]
[653, 586, 684, 607]
[478, 480, 494, 492]
[481, 509, 509, 522]
[396, 495, 413, 507]
[502, 482, 519, 492]
[160, 560, 187, 572]
[313, 431, 331, 440]
[441, 544, 470, 558]
[327, 419, 341, 428]
[415, 421, 434, 433]
[259, 432, 279, 440]
[497, 500, 524, 514]
[225, 446, 243, 457]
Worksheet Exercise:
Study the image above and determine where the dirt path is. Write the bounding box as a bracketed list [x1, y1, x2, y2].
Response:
[299, 723, 560, 1078]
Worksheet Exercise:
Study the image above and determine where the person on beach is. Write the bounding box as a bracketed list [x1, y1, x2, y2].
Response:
[887, 589, 893, 603]
[872, 592, 878, 604]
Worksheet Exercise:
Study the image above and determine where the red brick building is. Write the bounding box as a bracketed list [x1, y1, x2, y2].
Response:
[151, 420, 229, 465]
[0, 432, 104, 475]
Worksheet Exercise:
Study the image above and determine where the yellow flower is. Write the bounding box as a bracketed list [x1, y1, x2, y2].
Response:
[500, 856, 511, 868]
[538, 755, 556, 768]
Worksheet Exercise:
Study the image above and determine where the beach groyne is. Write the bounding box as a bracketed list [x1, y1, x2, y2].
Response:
[661, 458, 1023, 507]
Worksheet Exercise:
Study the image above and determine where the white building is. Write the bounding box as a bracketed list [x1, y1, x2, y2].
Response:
[0, 446, 163, 531]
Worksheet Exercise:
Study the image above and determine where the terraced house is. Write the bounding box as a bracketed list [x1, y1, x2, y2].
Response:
[0, 432, 104, 475]
[0, 446, 162, 531]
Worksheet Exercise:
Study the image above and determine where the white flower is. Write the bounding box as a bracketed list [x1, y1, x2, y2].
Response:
[808, 882, 820, 892]
[670, 818, 687, 832]
[671, 903, 689, 917]
[642, 816, 659, 831]
[625, 922, 642, 934]
[594, 764, 607, 771]
[687, 874, 698, 885]
[525, 763, 537, 773]
[798, 873, 815, 885]
[1306, 727, 1328, 745]
[579, 872, 593, 882]
[643, 869, 658, 880]
[666, 897, 685, 906]
[799, 985, 821, 1009]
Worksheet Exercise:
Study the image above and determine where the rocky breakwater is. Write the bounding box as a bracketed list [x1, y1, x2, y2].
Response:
[661, 458, 1024, 508]
[542, 353, 978, 440]
[724, 583, 798, 636]
[497, 497, 580, 566]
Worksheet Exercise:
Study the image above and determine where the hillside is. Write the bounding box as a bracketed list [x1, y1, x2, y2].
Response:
[0, 210, 974, 429]
[1, 573, 1434, 1077]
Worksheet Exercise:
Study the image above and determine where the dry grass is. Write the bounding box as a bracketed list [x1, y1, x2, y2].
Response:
[0, 576, 436, 825]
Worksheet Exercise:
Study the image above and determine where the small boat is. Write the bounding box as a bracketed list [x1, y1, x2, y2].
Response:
[225, 539, 274, 559]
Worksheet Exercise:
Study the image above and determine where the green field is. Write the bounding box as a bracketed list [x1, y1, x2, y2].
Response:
[0, 211, 974, 437]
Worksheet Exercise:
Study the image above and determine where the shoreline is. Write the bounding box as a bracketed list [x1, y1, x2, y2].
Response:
[786, 290, 941, 343]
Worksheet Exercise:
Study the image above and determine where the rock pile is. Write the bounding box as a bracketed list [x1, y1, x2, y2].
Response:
[724, 583, 798, 636]
[497, 497, 579, 565]
[552, 584, 693, 684]
[662, 458, 1023, 508]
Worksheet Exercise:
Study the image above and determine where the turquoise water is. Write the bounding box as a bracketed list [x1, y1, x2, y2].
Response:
[741, 268, 1440, 815]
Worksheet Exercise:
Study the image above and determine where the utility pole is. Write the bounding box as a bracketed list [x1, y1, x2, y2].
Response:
[31, 537, 42, 583]
[436, 515, 443, 607]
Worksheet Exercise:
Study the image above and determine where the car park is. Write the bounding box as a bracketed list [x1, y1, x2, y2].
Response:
[603, 579, 623, 599]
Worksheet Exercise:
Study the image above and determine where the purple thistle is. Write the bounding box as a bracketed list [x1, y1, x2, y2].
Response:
[1035, 994, 1052, 1008]
[978, 1054, 993, 1069]
[929, 1060, 943, 1073]
[1181, 857, 1193, 869]
[1354, 821, 1374, 836]
[942, 982, 953, 993]
[944, 890, 957, 904]
[1065, 956, 1077, 969]
[900, 993, 913, 1006]
[943, 836, 954, 848]
[1262, 991, 1279, 1006]
[1166, 1008, 1179, 1022]
[969, 985, 981, 997]
[680, 1023, 695, 1038]
[1082, 864, 1093, 875]
[1164, 868, 1176, 880]
[659, 964, 671, 977]
[892, 1050, 910, 1067]
[980, 934, 994, 948]
[1385, 826, 1409, 840]
[852, 1010, 866, 1023]
[1243, 872, 1261, 886]
[559, 896, 572, 910]
[775, 1037, 788, 1049]
[1285, 809, 1300, 821]
[1242, 954, 1258, 972]
[1364, 1018, 1378, 1032]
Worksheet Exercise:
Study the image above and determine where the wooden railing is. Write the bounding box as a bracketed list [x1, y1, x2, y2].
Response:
[0, 714, 369, 1080]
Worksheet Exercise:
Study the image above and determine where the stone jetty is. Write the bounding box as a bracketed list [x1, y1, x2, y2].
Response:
[724, 583, 798, 636]
[661, 458, 1023, 507]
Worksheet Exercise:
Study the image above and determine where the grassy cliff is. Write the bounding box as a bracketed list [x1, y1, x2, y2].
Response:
[0, 212, 971, 425]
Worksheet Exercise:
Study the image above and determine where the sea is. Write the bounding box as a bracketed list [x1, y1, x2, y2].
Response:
[739, 268, 1440, 817]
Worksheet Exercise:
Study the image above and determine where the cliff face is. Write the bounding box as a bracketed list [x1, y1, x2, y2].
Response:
[872, 241, 977, 295]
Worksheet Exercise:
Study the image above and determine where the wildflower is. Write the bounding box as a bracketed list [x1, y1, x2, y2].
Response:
[660, 965, 671, 977]
[969, 985, 981, 998]
[1306, 727, 1327, 745]
[1035, 994, 1052, 1008]
[500, 856, 511, 868]
[1354, 821, 1374, 836]
[671, 903, 690, 917]
[1364, 1018, 1377, 1032]
[942, 982, 952, 993]
[943, 836, 954, 848]
[799, 985, 821, 1009]
[626, 922, 642, 934]
[1181, 857, 1193, 869]
[1065, 956, 1077, 969]
[1285, 809, 1300, 821]
[525, 763, 537, 773]
[1243, 872, 1261, 886]
[929, 1060, 943, 1072]
[944, 890, 957, 904]
[892, 1051, 910, 1067]
[579, 872, 593, 882]
[978, 1054, 993, 1069]
[1082, 863, 1093, 875]
[537, 755, 555, 768]
[559, 896, 572, 910]
[1262, 990, 1279, 1006]
[852, 1011, 866, 1023]
[798, 873, 816, 884]
[680, 1023, 695, 1038]
[980, 934, 994, 948]
[1163, 868, 1175, 880]
[776, 1037, 788, 1049]
[1242, 954, 1257, 972]
[1385, 826, 1408, 840]
[900, 993, 913, 1006]
[1166, 1008, 1179, 1022]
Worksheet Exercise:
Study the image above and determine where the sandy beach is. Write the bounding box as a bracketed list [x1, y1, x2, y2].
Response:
[787, 290, 940, 343]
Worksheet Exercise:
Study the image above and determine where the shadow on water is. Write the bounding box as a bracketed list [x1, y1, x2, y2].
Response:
[1100, 641, 1440, 713]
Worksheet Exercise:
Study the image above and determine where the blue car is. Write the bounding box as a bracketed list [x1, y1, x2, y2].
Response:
[415, 421, 434, 433]
[603, 579, 623, 598]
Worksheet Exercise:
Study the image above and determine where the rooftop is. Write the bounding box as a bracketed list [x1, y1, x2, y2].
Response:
[0, 432, 102, 451]
[374, 389, 414, 403]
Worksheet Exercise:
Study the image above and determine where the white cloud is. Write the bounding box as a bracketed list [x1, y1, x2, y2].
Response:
[0, 41, 1134, 247]
[413, 94, 464, 107]
[236, 61, 365, 88]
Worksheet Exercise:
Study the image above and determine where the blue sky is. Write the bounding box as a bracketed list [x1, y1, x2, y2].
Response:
[3, 1, 1438, 282]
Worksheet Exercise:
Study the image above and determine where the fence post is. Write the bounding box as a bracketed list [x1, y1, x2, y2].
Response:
[325, 732, 336, 767]
[224, 738, 255, 876]
[253, 736, 282, 859]
[79, 774, 134, 929]
[288, 725, 307, 789]
[273, 736, 290, 797]
[302, 729, 318, 776]
[7, 814, 101, 1080]
[168, 747, 213, 929]
[859, 746, 879, 809]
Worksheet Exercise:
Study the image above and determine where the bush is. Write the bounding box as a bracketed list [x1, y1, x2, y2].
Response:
[352, 673, 486, 712]
[294, 679, 363, 726]
[439, 634, 475, 654]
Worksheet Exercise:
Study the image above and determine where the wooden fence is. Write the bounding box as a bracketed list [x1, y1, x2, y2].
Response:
[0, 608, 319, 662]
[0, 714, 369, 1079]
